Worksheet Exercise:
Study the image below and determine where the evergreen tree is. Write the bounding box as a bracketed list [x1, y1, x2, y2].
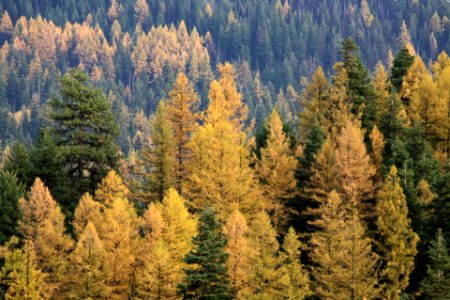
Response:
[178, 207, 232, 300]
[0, 171, 25, 244]
[375, 166, 419, 299]
[139, 100, 175, 202]
[420, 229, 450, 299]
[49, 68, 120, 210]
[390, 47, 415, 92]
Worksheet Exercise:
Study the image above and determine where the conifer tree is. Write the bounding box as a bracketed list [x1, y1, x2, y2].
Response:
[335, 120, 375, 212]
[67, 222, 109, 299]
[0, 171, 25, 244]
[373, 61, 390, 122]
[139, 100, 175, 202]
[309, 191, 379, 299]
[223, 209, 252, 298]
[0, 238, 53, 300]
[166, 73, 199, 196]
[94, 170, 129, 208]
[375, 166, 419, 299]
[178, 207, 232, 300]
[256, 110, 297, 228]
[370, 125, 385, 185]
[279, 227, 311, 300]
[49, 68, 120, 209]
[72, 193, 103, 238]
[400, 56, 428, 113]
[390, 47, 415, 92]
[246, 211, 283, 299]
[420, 229, 450, 299]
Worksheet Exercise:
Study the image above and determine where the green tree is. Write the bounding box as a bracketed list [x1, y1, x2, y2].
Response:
[178, 207, 232, 300]
[0, 171, 25, 244]
[420, 229, 450, 299]
[49, 68, 120, 210]
[390, 47, 415, 92]
[139, 100, 175, 202]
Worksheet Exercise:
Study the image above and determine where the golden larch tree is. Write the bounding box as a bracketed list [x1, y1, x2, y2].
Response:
[375, 166, 419, 300]
[370, 125, 385, 185]
[256, 110, 297, 228]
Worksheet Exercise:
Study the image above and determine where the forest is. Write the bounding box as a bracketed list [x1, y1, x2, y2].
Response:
[1, 0, 450, 299]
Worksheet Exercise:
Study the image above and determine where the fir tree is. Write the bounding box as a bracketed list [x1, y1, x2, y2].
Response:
[178, 207, 233, 300]
[0, 171, 25, 244]
[390, 47, 415, 92]
[420, 229, 450, 299]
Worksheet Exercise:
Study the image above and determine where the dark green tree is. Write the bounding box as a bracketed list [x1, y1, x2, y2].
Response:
[28, 128, 69, 205]
[3, 143, 31, 186]
[420, 229, 450, 299]
[178, 207, 233, 300]
[49, 68, 120, 210]
[0, 170, 25, 244]
[390, 47, 415, 92]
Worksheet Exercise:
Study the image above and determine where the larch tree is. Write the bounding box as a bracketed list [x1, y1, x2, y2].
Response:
[370, 125, 385, 185]
[279, 227, 311, 300]
[246, 211, 283, 299]
[373, 61, 390, 121]
[400, 56, 428, 114]
[166, 73, 199, 196]
[335, 120, 375, 214]
[0, 238, 53, 300]
[139, 100, 175, 202]
[178, 207, 232, 300]
[188, 80, 259, 220]
[72, 193, 103, 238]
[299, 67, 329, 142]
[375, 166, 419, 300]
[134, 0, 150, 25]
[420, 229, 450, 299]
[94, 170, 129, 208]
[223, 209, 252, 298]
[67, 222, 109, 299]
[309, 191, 379, 299]
[256, 110, 297, 228]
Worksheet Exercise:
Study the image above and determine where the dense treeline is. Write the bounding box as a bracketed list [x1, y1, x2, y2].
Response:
[1, 0, 450, 152]
[2, 35, 450, 297]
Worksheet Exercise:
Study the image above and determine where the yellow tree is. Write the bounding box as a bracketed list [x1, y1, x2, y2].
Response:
[370, 125, 385, 185]
[373, 61, 391, 121]
[134, 0, 150, 25]
[335, 120, 375, 214]
[166, 73, 199, 195]
[223, 209, 253, 298]
[279, 227, 311, 300]
[102, 198, 138, 299]
[246, 211, 283, 299]
[0, 238, 53, 300]
[94, 170, 129, 208]
[67, 222, 109, 299]
[375, 166, 419, 299]
[299, 67, 329, 142]
[188, 80, 259, 220]
[309, 191, 379, 299]
[256, 110, 297, 228]
[400, 56, 428, 114]
[72, 193, 103, 238]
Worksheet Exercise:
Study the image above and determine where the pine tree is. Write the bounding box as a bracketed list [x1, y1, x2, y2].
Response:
[166, 73, 199, 196]
[223, 209, 252, 298]
[420, 229, 450, 299]
[0, 171, 25, 244]
[49, 68, 120, 210]
[279, 227, 311, 300]
[139, 100, 175, 202]
[256, 110, 297, 228]
[309, 191, 379, 299]
[0, 238, 53, 300]
[67, 222, 109, 299]
[178, 207, 232, 300]
[375, 166, 419, 299]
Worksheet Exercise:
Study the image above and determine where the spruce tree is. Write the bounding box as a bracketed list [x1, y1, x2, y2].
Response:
[390, 47, 415, 92]
[0, 171, 24, 244]
[178, 207, 232, 300]
[420, 229, 450, 299]
[49, 68, 120, 211]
